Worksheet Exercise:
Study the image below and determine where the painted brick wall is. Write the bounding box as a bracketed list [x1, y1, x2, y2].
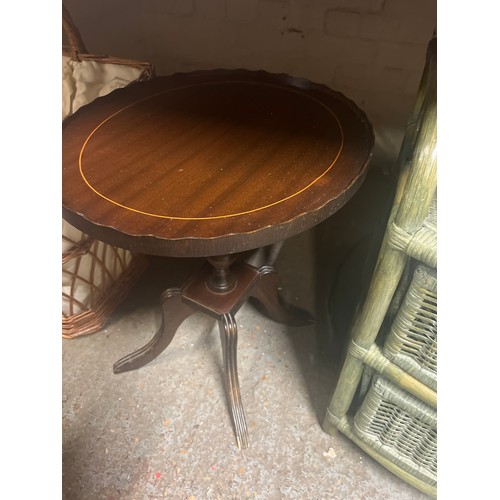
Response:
[65, 0, 436, 134]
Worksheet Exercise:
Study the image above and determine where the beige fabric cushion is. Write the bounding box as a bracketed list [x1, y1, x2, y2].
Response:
[62, 55, 144, 119]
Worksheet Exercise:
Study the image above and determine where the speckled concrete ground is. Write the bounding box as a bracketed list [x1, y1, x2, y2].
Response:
[62, 169, 432, 500]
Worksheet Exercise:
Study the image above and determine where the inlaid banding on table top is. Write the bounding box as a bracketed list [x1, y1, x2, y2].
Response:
[78, 80, 345, 221]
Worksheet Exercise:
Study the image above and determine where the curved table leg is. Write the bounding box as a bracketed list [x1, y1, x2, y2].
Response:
[218, 313, 249, 450]
[113, 288, 196, 374]
[249, 265, 315, 326]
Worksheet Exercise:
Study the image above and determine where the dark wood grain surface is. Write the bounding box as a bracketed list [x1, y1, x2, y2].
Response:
[62, 70, 374, 257]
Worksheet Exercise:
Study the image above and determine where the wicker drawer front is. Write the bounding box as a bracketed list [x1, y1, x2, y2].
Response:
[383, 264, 437, 390]
[353, 376, 437, 486]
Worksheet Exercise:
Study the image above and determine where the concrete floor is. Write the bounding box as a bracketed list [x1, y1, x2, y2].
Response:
[62, 168, 432, 499]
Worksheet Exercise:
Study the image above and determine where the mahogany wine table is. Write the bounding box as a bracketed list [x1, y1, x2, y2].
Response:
[62, 69, 374, 449]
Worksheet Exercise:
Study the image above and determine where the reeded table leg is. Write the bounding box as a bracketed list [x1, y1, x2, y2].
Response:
[218, 313, 249, 450]
[113, 288, 196, 374]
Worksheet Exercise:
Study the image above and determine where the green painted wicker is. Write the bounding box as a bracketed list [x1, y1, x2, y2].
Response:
[353, 376, 437, 487]
[322, 36, 437, 497]
[383, 263, 437, 390]
[388, 193, 437, 269]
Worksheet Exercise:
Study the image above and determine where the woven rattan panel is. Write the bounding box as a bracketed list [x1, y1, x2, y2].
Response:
[353, 375, 437, 486]
[383, 264, 437, 390]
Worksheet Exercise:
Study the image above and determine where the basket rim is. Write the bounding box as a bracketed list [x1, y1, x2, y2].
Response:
[62, 3, 155, 76]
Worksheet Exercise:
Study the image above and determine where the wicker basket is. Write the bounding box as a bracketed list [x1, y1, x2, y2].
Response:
[62, 5, 153, 338]
[62, 225, 148, 338]
[383, 263, 437, 390]
[62, 5, 154, 80]
[353, 375, 437, 487]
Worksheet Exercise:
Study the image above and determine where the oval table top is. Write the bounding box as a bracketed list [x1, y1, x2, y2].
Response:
[62, 69, 374, 257]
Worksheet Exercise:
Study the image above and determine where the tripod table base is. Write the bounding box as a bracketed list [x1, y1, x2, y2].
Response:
[113, 258, 313, 449]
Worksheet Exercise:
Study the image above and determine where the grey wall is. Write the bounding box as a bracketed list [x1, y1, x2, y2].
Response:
[64, 0, 436, 138]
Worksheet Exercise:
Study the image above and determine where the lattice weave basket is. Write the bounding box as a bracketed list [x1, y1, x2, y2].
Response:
[353, 375, 437, 487]
[62, 226, 148, 338]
